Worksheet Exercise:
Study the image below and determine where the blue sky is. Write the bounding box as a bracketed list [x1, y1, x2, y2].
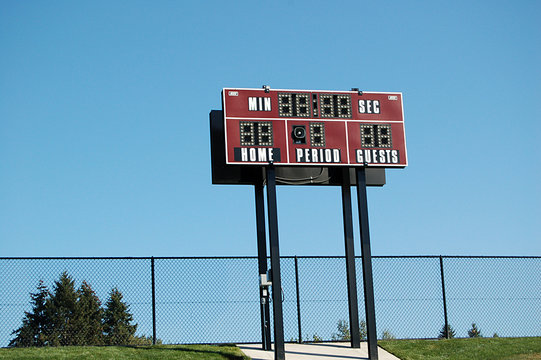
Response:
[1, 0, 540, 257]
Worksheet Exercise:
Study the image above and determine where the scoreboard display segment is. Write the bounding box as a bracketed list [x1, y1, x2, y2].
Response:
[222, 88, 407, 168]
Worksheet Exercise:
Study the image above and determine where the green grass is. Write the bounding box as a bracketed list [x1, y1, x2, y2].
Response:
[0, 344, 250, 360]
[379, 337, 541, 360]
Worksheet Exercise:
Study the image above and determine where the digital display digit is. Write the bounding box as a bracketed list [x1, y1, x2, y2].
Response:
[319, 94, 352, 118]
[361, 124, 393, 148]
[278, 93, 293, 117]
[295, 93, 311, 117]
[336, 94, 352, 118]
[278, 93, 311, 117]
[240, 121, 273, 146]
[240, 121, 255, 146]
[310, 122, 325, 147]
[319, 94, 334, 118]
[376, 124, 392, 148]
[257, 122, 273, 146]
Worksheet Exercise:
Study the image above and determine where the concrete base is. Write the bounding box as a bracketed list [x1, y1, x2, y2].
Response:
[238, 342, 401, 360]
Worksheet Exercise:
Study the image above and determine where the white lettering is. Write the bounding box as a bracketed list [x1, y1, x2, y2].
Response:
[372, 150, 378, 163]
[248, 97, 257, 111]
[365, 150, 372, 163]
[325, 149, 331, 162]
[358, 100, 366, 113]
[236, 147, 279, 162]
[257, 148, 267, 162]
[391, 150, 399, 163]
[358, 99, 381, 114]
[373, 100, 380, 114]
[356, 149, 399, 164]
[296, 148, 304, 162]
[333, 149, 340, 162]
[264, 97, 271, 111]
[311, 149, 319, 162]
[248, 97, 272, 111]
[295, 148, 341, 163]
[356, 149, 364, 163]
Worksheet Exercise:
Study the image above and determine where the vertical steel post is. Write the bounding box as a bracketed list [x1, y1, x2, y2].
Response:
[255, 183, 272, 350]
[266, 166, 286, 360]
[440, 255, 449, 339]
[356, 167, 378, 360]
[341, 169, 361, 348]
[151, 256, 157, 345]
[294, 256, 302, 343]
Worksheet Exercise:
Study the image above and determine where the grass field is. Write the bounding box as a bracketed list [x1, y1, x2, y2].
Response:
[1, 338, 540, 359]
[379, 337, 541, 360]
[0, 344, 250, 360]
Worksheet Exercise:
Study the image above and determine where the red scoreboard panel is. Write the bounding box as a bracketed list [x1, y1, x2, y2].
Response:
[222, 88, 407, 168]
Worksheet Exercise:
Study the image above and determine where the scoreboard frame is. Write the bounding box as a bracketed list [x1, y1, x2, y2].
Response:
[222, 87, 408, 168]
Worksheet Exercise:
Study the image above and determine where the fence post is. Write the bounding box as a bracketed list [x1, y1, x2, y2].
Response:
[151, 256, 157, 345]
[439, 255, 449, 339]
[294, 256, 302, 343]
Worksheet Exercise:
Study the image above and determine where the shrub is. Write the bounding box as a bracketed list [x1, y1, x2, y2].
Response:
[381, 330, 396, 340]
[438, 324, 456, 339]
[331, 319, 367, 341]
[468, 323, 482, 338]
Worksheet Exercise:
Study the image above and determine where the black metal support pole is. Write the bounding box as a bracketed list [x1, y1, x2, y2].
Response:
[356, 167, 378, 360]
[255, 183, 272, 350]
[341, 169, 361, 348]
[440, 255, 449, 339]
[294, 256, 302, 343]
[264, 280, 272, 349]
[266, 165, 286, 360]
[151, 256, 157, 345]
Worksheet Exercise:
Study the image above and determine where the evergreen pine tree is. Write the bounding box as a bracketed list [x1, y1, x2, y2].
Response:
[73, 281, 104, 345]
[103, 287, 137, 345]
[468, 323, 482, 338]
[438, 323, 456, 339]
[45, 271, 80, 346]
[9, 280, 50, 347]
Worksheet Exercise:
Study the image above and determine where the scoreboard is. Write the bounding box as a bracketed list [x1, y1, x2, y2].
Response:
[222, 87, 407, 168]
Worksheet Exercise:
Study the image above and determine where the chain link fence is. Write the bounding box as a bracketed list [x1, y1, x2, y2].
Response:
[0, 256, 539, 347]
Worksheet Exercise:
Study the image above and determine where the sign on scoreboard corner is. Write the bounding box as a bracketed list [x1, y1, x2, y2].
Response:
[222, 87, 408, 168]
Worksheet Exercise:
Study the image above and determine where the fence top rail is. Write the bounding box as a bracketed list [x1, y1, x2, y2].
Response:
[373, 255, 541, 259]
[0, 256, 257, 260]
[0, 255, 539, 260]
